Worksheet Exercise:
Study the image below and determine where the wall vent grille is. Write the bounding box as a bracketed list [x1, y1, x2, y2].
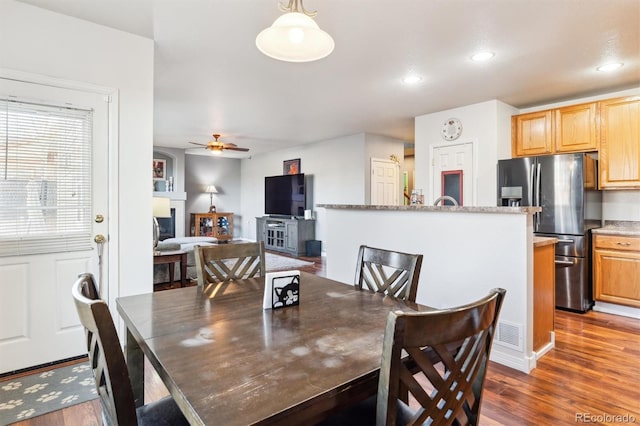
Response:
[495, 320, 523, 351]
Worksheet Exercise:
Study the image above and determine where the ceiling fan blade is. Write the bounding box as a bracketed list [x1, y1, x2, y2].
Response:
[225, 147, 250, 152]
[222, 142, 238, 148]
[188, 141, 209, 147]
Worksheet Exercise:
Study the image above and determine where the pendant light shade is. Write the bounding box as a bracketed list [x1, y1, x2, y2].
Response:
[256, 3, 334, 62]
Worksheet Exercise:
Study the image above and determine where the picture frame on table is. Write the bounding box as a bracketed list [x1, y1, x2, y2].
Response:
[153, 159, 166, 180]
[283, 158, 301, 175]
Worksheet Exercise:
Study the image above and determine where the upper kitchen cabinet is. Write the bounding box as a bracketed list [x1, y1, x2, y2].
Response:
[599, 96, 640, 189]
[554, 102, 598, 153]
[512, 103, 598, 158]
[512, 110, 553, 157]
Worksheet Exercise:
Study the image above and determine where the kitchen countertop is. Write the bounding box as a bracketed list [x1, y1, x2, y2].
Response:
[592, 221, 640, 237]
[533, 236, 558, 248]
[317, 204, 541, 215]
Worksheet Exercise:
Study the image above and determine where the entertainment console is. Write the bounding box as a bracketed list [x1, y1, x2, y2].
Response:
[256, 216, 315, 257]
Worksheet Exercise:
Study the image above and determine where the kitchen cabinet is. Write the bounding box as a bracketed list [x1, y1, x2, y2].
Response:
[256, 217, 315, 256]
[512, 110, 553, 157]
[190, 212, 233, 242]
[593, 234, 640, 308]
[533, 237, 556, 353]
[598, 96, 640, 189]
[554, 102, 598, 153]
[512, 102, 598, 157]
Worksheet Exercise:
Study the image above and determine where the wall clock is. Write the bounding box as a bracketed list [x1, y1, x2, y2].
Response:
[441, 117, 463, 141]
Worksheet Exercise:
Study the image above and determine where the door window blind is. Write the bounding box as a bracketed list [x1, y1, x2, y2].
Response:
[0, 98, 93, 256]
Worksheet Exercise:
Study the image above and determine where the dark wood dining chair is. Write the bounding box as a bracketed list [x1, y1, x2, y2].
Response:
[319, 288, 506, 426]
[194, 241, 266, 286]
[354, 245, 423, 302]
[72, 273, 189, 426]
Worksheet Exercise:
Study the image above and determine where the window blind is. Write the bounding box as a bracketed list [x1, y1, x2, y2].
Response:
[0, 98, 93, 256]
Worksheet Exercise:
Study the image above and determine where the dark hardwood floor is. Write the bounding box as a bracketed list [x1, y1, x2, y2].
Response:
[10, 253, 639, 425]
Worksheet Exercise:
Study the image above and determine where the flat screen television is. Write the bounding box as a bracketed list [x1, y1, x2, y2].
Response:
[265, 173, 306, 217]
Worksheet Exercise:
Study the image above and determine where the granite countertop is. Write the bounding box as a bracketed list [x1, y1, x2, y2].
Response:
[592, 221, 640, 236]
[533, 236, 558, 248]
[317, 204, 541, 215]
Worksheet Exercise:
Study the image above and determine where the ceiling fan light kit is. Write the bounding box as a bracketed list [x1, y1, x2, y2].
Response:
[189, 134, 250, 154]
[256, 0, 334, 63]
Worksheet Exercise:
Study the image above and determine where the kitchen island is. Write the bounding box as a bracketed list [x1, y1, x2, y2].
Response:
[318, 203, 545, 373]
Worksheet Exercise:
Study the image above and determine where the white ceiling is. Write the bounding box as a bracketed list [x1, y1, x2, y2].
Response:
[17, 0, 640, 158]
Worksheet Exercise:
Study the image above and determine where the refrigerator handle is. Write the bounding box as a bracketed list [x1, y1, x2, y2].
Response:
[535, 163, 542, 229]
[529, 167, 535, 207]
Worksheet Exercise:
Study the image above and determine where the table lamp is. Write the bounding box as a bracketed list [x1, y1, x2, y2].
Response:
[206, 185, 218, 213]
[152, 197, 171, 252]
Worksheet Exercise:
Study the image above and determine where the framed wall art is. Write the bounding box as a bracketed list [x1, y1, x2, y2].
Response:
[283, 158, 301, 175]
[153, 159, 166, 180]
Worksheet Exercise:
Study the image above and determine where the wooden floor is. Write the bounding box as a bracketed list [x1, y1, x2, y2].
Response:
[11, 253, 640, 425]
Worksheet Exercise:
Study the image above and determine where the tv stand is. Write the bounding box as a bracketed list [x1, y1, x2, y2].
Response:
[256, 216, 315, 257]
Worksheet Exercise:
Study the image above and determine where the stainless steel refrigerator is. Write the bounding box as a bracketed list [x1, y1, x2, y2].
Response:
[497, 153, 602, 312]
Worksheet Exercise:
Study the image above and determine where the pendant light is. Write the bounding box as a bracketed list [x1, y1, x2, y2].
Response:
[256, 0, 335, 63]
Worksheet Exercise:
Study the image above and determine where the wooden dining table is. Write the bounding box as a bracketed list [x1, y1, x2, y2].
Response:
[116, 271, 432, 425]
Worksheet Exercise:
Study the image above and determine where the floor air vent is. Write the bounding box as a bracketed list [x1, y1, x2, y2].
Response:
[495, 320, 523, 351]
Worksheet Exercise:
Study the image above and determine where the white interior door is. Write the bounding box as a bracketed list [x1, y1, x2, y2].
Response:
[371, 158, 399, 205]
[0, 78, 109, 373]
[432, 142, 474, 206]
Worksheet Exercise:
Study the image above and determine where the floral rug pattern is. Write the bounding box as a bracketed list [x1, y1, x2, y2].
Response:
[0, 362, 96, 425]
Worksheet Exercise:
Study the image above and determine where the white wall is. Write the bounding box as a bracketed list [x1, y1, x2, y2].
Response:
[415, 100, 518, 206]
[1, 1, 154, 298]
[240, 133, 366, 252]
[323, 207, 536, 373]
[185, 154, 242, 235]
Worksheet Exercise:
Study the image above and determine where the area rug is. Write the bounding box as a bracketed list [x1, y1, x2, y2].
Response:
[0, 362, 96, 425]
[265, 252, 314, 271]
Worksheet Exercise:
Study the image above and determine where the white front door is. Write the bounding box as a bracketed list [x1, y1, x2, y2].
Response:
[371, 158, 399, 205]
[0, 78, 109, 373]
[432, 142, 474, 206]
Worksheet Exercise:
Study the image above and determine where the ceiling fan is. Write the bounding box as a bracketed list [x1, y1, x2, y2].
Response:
[189, 134, 249, 154]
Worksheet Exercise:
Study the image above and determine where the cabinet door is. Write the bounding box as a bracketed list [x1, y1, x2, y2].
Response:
[512, 110, 553, 157]
[285, 222, 298, 252]
[594, 248, 640, 308]
[555, 102, 598, 153]
[599, 96, 640, 189]
[214, 213, 233, 241]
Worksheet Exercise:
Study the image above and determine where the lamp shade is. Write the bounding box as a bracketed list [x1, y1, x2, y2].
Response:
[256, 12, 334, 62]
[206, 185, 218, 194]
[152, 197, 171, 218]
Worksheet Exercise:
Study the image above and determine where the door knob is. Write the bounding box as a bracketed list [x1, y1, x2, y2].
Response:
[94, 234, 106, 244]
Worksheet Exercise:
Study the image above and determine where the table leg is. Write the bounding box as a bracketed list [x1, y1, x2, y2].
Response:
[168, 262, 175, 289]
[125, 328, 145, 407]
[180, 253, 187, 287]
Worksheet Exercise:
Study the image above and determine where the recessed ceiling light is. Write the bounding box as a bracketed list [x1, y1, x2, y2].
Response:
[596, 62, 623, 72]
[402, 74, 422, 84]
[471, 51, 495, 62]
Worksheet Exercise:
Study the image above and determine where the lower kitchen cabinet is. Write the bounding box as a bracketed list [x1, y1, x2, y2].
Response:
[593, 234, 640, 308]
[533, 238, 556, 353]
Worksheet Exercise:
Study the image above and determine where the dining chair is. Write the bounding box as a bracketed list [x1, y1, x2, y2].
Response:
[319, 287, 506, 426]
[194, 241, 266, 286]
[354, 245, 423, 302]
[71, 273, 189, 426]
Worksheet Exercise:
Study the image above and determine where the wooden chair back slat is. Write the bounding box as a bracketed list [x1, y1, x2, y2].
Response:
[194, 242, 266, 286]
[72, 273, 137, 426]
[355, 245, 423, 302]
[376, 288, 506, 426]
